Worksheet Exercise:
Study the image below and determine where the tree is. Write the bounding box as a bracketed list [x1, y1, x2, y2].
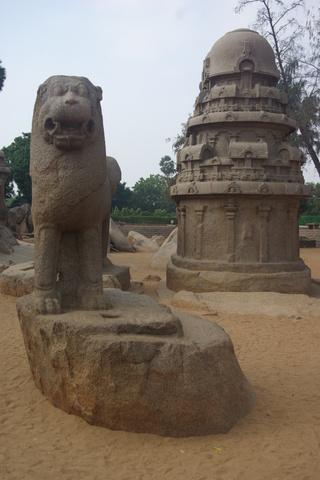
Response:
[3, 133, 32, 204]
[0, 60, 6, 92]
[166, 121, 188, 155]
[111, 181, 132, 211]
[236, 0, 320, 175]
[159, 155, 175, 178]
[159, 155, 177, 212]
[300, 182, 320, 215]
[131, 174, 169, 213]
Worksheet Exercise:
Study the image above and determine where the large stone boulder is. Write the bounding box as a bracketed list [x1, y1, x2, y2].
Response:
[128, 231, 159, 253]
[0, 259, 130, 297]
[17, 289, 256, 437]
[7, 203, 33, 239]
[150, 228, 177, 270]
[109, 219, 134, 252]
[0, 261, 34, 296]
[0, 225, 19, 254]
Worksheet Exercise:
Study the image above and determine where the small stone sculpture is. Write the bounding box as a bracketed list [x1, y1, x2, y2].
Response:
[30, 75, 116, 314]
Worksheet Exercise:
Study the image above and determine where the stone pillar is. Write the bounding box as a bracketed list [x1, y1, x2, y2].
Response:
[177, 205, 186, 257]
[195, 206, 206, 259]
[258, 205, 270, 263]
[224, 203, 238, 262]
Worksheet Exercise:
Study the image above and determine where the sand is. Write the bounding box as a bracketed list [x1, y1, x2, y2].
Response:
[1, 246, 320, 479]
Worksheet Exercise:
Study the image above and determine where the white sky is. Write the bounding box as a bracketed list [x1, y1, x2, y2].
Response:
[1, 0, 319, 187]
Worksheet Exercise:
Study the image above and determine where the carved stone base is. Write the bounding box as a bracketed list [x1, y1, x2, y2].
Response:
[167, 259, 311, 294]
[17, 289, 256, 437]
[1, 261, 130, 297]
[102, 263, 130, 290]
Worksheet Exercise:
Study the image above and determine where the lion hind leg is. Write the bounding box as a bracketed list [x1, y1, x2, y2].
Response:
[78, 227, 110, 310]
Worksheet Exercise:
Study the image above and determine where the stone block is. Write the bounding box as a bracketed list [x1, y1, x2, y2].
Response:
[17, 289, 256, 437]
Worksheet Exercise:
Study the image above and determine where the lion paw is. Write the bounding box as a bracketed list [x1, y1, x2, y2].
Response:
[81, 292, 110, 311]
[35, 295, 61, 315]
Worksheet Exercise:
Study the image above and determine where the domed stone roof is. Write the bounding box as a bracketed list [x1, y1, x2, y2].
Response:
[205, 29, 279, 79]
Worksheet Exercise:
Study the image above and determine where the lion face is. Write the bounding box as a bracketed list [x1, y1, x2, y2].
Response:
[36, 76, 103, 150]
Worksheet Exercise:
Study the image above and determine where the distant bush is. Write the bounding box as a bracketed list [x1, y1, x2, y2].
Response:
[111, 214, 176, 225]
[111, 207, 176, 225]
[299, 214, 320, 225]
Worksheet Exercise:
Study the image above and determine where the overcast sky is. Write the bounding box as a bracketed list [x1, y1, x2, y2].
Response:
[1, 0, 319, 187]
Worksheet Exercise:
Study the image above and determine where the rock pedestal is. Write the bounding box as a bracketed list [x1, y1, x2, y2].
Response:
[167, 29, 311, 294]
[17, 289, 256, 437]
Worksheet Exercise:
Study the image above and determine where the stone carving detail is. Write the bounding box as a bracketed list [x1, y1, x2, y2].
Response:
[256, 183, 272, 194]
[30, 75, 115, 314]
[168, 29, 311, 294]
[224, 182, 242, 194]
[175, 29, 305, 187]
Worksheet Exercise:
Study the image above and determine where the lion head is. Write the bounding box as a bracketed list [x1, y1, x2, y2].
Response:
[34, 76, 103, 150]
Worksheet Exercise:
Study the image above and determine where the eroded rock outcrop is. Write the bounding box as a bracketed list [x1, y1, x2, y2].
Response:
[128, 231, 159, 252]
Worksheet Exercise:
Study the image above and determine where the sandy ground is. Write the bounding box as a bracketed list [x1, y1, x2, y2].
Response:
[1, 245, 320, 480]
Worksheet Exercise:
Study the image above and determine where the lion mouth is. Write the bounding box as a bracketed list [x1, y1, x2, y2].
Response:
[44, 118, 95, 149]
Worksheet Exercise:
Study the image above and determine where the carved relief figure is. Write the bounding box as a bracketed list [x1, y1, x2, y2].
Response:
[30, 75, 119, 314]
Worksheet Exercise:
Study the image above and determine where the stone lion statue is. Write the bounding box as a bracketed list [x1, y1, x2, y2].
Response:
[30, 75, 121, 314]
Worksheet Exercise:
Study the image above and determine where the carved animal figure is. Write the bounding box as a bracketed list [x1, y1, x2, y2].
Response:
[30, 75, 120, 314]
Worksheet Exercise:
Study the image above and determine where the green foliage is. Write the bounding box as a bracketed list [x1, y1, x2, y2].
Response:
[2, 133, 32, 204]
[166, 121, 188, 155]
[0, 59, 6, 92]
[299, 214, 320, 225]
[236, 1, 320, 175]
[5, 195, 28, 208]
[159, 156, 175, 178]
[111, 181, 133, 211]
[131, 174, 168, 212]
[300, 182, 320, 215]
[111, 206, 176, 225]
[159, 156, 177, 213]
[2, 152, 15, 199]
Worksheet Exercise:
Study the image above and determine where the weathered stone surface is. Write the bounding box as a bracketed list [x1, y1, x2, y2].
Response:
[102, 258, 131, 290]
[30, 75, 121, 314]
[167, 258, 311, 295]
[152, 235, 166, 246]
[150, 228, 177, 270]
[109, 218, 134, 252]
[168, 289, 320, 318]
[0, 225, 19, 254]
[8, 204, 33, 239]
[0, 261, 34, 296]
[168, 29, 311, 294]
[17, 289, 256, 437]
[128, 231, 159, 252]
[0, 259, 130, 297]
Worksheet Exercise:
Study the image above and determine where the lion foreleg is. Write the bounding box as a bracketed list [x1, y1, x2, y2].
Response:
[33, 226, 61, 314]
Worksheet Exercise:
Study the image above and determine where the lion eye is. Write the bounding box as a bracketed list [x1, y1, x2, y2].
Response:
[75, 83, 89, 97]
[52, 84, 65, 96]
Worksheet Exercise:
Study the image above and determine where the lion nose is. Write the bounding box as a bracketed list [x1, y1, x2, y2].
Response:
[65, 91, 78, 105]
